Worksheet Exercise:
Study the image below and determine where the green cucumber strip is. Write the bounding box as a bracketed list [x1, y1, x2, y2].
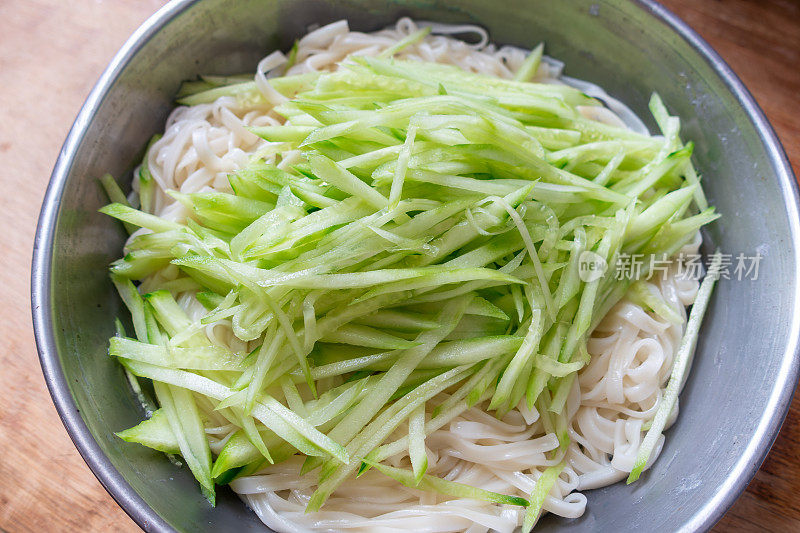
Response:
[110, 275, 148, 342]
[626, 185, 697, 241]
[280, 376, 308, 417]
[199, 290, 239, 324]
[116, 408, 180, 454]
[137, 134, 161, 214]
[250, 125, 316, 143]
[491, 310, 543, 409]
[100, 203, 183, 233]
[534, 355, 585, 377]
[100, 174, 136, 234]
[177, 72, 319, 105]
[408, 403, 428, 484]
[306, 152, 388, 210]
[256, 266, 514, 290]
[501, 354, 534, 417]
[422, 335, 522, 369]
[303, 377, 373, 428]
[119, 327, 158, 415]
[496, 195, 556, 320]
[99, 173, 130, 207]
[522, 462, 566, 533]
[236, 409, 274, 463]
[144, 290, 193, 337]
[211, 430, 259, 478]
[353, 309, 439, 332]
[553, 228, 585, 309]
[109, 337, 244, 371]
[177, 80, 256, 105]
[307, 349, 395, 379]
[153, 382, 215, 505]
[465, 296, 510, 320]
[378, 26, 431, 59]
[628, 281, 683, 324]
[389, 123, 417, 207]
[353, 268, 524, 304]
[143, 302, 165, 346]
[263, 293, 314, 395]
[364, 459, 529, 507]
[320, 323, 420, 349]
[158, 277, 201, 295]
[468, 352, 514, 407]
[627, 251, 721, 483]
[514, 42, 544, 82]
[111, 250, 172, 280]
[338, 144, 404, 170]
[244, 325, 283, 413]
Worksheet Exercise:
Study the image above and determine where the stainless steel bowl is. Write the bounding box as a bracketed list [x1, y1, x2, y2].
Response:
[32, 1, 800, 531]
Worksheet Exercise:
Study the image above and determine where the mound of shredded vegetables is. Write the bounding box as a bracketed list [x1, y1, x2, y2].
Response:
[100, 38, 718, 532]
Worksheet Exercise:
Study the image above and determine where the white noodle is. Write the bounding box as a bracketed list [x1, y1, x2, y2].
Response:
[135, 18, 703, 532]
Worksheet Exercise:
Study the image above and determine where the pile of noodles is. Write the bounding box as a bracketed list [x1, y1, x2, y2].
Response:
[129, 18, 702, 533]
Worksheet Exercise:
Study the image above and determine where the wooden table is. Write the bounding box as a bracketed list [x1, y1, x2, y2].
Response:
[0, 0, 797, 531]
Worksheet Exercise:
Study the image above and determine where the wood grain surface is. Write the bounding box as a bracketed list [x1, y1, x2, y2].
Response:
[0, 1, 797, 531]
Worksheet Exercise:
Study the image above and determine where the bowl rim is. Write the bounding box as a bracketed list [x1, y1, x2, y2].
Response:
[31, 1, 800, 531]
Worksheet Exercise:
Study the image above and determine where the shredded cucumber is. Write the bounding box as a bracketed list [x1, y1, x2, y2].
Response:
[627, 252, 721, 483]
[408, 403, 428, 483]
[365, 459, 529, 507]
[522, 462, 566, 532]
[102, 45, 718, 515]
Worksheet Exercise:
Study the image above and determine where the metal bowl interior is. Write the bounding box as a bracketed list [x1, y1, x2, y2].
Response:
[32, 0, 800, 532]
